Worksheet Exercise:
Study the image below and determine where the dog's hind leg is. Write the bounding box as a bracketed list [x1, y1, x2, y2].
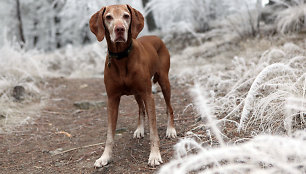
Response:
[133, 95, 145, 138]
[156, 42, 177, 138]
[158, 73, 177, 139]
[143, 92, 163, 166]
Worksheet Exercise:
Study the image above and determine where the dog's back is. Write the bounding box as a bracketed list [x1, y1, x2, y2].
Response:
[137, 35, 171, 75]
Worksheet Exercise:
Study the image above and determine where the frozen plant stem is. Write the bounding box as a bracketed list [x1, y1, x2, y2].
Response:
[301, 78, 306, 123]
[191, 83, 225, 147]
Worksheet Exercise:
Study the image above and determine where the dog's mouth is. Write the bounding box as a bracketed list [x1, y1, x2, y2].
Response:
[115, 36, 126, 42]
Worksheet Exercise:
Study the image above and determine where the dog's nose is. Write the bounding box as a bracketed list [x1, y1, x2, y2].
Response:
[115, 26, 125, 34]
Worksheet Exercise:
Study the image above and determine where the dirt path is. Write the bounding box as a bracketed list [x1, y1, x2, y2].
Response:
[0, 78, 196, 174]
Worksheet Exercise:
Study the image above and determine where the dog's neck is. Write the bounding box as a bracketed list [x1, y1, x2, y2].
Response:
[106, 39, 132, 54]
[108, 41, 133, 60]
[106, 36, 133, 62]
[105, 34, 133, 67]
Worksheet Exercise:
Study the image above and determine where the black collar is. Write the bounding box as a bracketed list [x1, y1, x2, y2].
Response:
[108, 41, 133, 60]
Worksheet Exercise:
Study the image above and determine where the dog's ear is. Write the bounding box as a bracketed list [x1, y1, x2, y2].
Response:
[89, 7, 106, 42]
[127, 5, 144, 39]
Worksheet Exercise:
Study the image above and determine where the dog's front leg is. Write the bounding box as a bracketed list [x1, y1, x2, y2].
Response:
[133, 95, 145, 138]
[94, 96, 120, 168]
[143, 93, 163, 166]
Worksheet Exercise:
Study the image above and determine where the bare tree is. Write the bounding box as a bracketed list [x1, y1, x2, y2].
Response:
[142, 0, 157, 31]
[16, 0, 25, 45]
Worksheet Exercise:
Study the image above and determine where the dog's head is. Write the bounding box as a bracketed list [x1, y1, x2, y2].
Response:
[89, 5, 144, 43]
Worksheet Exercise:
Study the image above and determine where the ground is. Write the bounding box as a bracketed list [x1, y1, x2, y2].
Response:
[0, 78, 197, 174]
[1, 34, 305, 174]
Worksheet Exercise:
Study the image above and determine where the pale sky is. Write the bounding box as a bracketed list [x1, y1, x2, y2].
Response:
[262, 0, 269, 6]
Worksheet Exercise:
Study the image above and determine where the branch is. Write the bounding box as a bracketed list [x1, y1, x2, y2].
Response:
[52, 142, 104, 156]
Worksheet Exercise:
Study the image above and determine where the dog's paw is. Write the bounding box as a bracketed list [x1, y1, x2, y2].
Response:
[133, 126, 144, 138]
[148, 150, 163, 167]
[166, 127, 177, 139]
[94, 154, 111, 168]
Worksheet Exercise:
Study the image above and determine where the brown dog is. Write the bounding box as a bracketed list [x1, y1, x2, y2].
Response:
[89, 4, 176, 167]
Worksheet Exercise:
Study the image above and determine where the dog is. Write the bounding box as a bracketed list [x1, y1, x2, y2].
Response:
[89, 4, 177, 167]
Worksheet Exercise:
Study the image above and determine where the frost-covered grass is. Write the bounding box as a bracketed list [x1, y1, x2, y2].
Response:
[1, 41, 107, 78]
[0, 42, 45, 132]
[159, 130, 306, 173]
[273, 0, 306, 34]
[161, 33, 306, 173]
[261, 0, 306, 34]
[0, 40, 107, 132]
[173, 37, 305, 134]
[43, 42, 107, 78]
[161, 84, 306, 173]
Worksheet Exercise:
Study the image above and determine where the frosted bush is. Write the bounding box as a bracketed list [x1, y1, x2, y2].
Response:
[173, 39, 305, 134]
[275, 2, 306, 34]
[0, 42, 45, 132]
[162, 39, 306, 171]
[43, 42, 107, 78]
[238, 63, 296, 131]
[0, 40, 107, 132]
[162, 56, 306, 172]
[146, 0, 228, 33]
[262, 0, 306, 34]
[224, 8, 261, 38]
[0, 40, 107, 79]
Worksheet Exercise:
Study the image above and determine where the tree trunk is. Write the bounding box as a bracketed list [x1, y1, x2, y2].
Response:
[256, 0, 262, 35]
[268, 0, 275, 5]
[142, 0, 157, 31]
[16, 0, 25, 45]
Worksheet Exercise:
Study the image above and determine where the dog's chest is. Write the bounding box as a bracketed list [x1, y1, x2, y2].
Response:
[108, 65, 145, 96]
[118, 75, 141, 95]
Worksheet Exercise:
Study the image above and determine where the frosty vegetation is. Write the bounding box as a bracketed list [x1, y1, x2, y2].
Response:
[0, 0, 305, 173]
[160, 41, 306, 173]
[157, 0, 305, 173]
[160, 131, 306, 173]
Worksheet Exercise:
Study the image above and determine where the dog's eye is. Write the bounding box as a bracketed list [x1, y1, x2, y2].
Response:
[123, 14, 130, 19]
[106, 15, 113, 20]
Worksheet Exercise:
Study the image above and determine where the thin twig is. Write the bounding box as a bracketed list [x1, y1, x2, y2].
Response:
[53, 142, 104, 156]
[42, 111, 70, 115]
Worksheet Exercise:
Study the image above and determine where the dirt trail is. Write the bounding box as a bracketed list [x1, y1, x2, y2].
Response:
[0, 78, 196, 174]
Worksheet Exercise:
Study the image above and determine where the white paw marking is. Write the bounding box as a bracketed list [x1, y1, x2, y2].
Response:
[148, 150, 163, 167]
[133, 126, 144, 138]
[166, 127, 177, 139]
[94, 152, 111, 168]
